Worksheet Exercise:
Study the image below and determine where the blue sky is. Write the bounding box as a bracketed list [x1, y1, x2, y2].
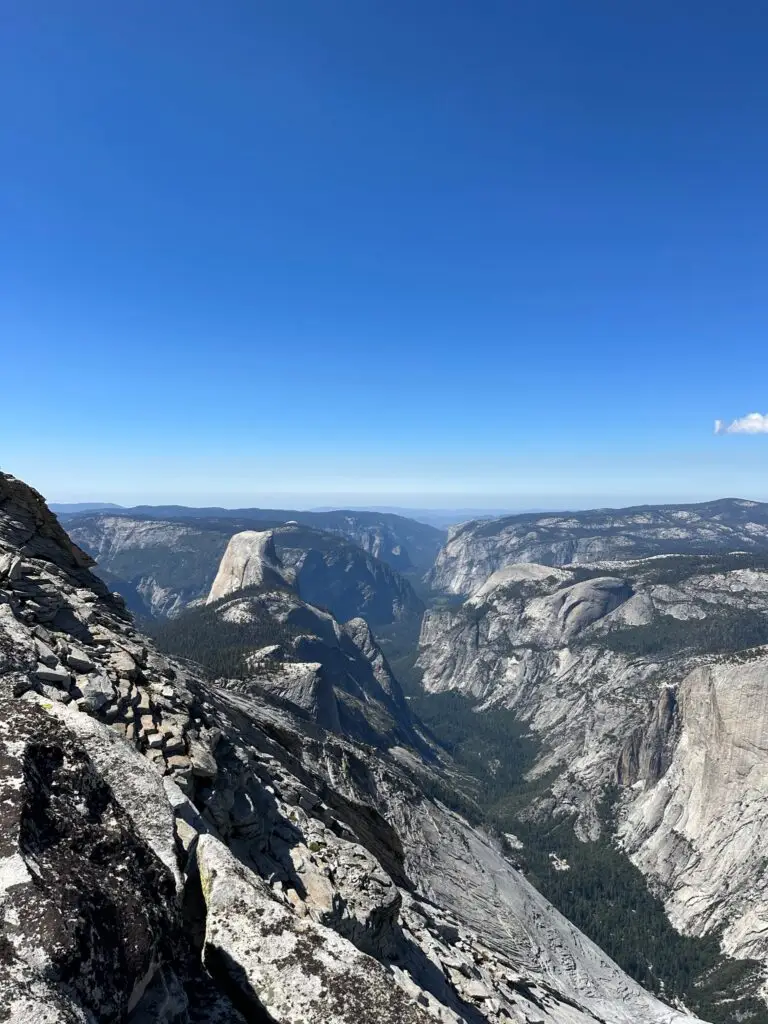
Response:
[2, 1, 768, 508]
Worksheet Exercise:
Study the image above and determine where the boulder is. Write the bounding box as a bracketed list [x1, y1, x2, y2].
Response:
[74, 671, 113, 710]
[35, 663, 71, 687]
[67, 646, 96, 673]
[195, 834, 432, 1024]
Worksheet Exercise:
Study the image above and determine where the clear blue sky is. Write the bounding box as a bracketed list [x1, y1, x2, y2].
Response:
[3, 1, 768, 508]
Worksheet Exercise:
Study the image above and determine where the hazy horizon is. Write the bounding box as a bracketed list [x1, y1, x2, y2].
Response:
[46, 490, 765, 516]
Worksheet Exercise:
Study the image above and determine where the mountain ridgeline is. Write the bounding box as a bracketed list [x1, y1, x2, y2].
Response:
[64, 512, 430, 625]
[61, 503, 445, 572]
[429, 498, 768, 594]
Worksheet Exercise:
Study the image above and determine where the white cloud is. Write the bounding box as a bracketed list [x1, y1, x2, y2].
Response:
[715, 412, 768, 435]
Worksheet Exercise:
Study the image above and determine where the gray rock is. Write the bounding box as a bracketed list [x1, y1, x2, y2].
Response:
[196, 834, 433, 1024]
[0, 552, 23, 581]
[67, 646, 95, 673]
[73, 671, 113, 711]
[163, 733, 186, 756]
[429, 498, 768, 595]
[35, 662, 71, 686]
[34, 637, 58, 666]
[188, 738, 218, 778]
[111, 648, 139, 678]
[38, 683, 72, 704]
[124, 966, 189, 1024]
[0, 697, 182, 1021]
[206, 530, 288, 603]
[256, 660, 342, 733]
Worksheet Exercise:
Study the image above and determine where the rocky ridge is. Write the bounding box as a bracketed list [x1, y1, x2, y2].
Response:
[0, 472, 700, 1023]
[429, 499, 768, 595]
[418, 553, 768, 968]
[195, 577, 422, 750]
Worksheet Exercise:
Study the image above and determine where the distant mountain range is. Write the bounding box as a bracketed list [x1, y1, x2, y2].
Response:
[50, 501, 123, 512]
[51, 500, 542, 529]
[63, 512, 429, 625]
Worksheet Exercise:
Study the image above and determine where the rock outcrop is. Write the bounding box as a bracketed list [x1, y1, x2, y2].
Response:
[206, 530, 287, 602]
[0, 471, 700, 1023]
[277, 523, 424, 625]
[429, 499, 768, 595]
[193, 561, 422, 751]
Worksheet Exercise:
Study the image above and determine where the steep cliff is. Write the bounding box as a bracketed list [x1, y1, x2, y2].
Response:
[418, 551, 768, 982]
[619, 655, 768, 960]
[206, 529, 287, 602]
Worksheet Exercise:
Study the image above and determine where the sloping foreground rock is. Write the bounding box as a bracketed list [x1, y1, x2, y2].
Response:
[0, 472, 701, 1023]
[0, 697, 184, 1023]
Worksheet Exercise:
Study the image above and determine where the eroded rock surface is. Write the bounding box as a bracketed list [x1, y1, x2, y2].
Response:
[207, 530, 288, 603]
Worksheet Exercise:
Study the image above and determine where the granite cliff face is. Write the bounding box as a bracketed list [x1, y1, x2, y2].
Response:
[66, 514, 424, 625]
[63, 504, 445, 576]
[0, 472, 700, 1024]
[206, 529, 287, 602]
[186, 535, 422, 751]
[429, 499, 768, 595]
[418, 552, 768, 971]
[619, 655, 768, 961]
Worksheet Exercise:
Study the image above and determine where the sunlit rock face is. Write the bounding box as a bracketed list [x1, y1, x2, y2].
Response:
[206, 529, 287, 602]
[619, 656, 768, 961]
